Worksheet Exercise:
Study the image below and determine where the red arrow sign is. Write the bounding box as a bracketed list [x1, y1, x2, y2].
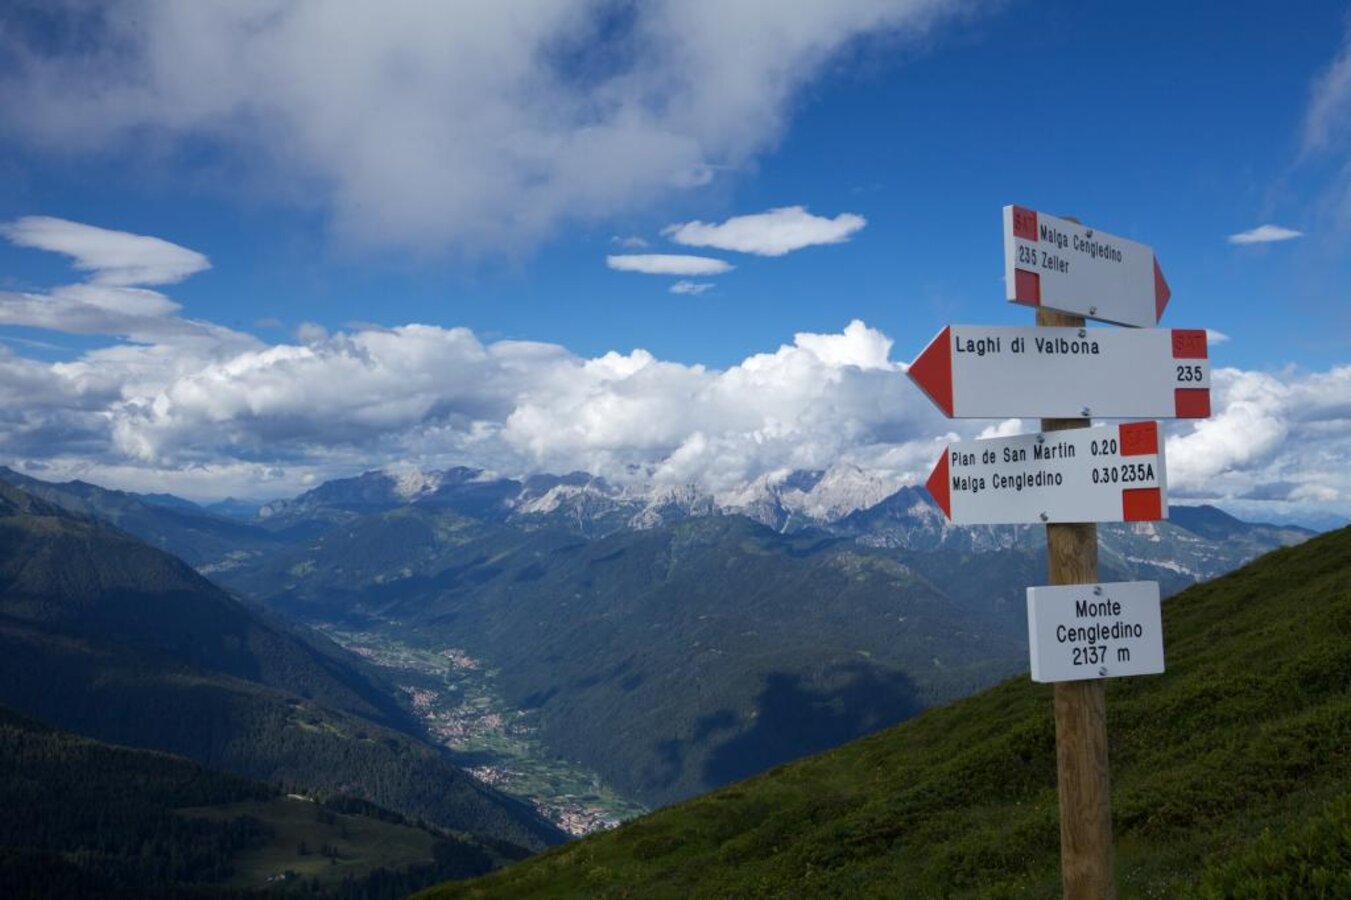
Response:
[906, 325, 1210, 420]
[925, 449, 951, 518]
[1005, 206, 1170, 328]
[922, 422, 1167, 525]
[908, 326, 953, 417]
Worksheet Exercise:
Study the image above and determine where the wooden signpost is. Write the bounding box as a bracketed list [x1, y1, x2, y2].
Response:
[904, 208, 1210, 898]
[1039, 305, 1114, 900]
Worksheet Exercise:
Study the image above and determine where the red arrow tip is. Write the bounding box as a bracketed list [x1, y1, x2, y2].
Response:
[925, 449, 951, 519]
[907, 326, 954, 417]
[1154, 257, 1170, 322]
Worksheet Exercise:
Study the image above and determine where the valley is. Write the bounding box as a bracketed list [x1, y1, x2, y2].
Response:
[420, 525, 1351, 898]
[314, 624, 647, 835]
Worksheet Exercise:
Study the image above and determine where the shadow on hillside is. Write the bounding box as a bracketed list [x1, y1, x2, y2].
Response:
[697, 663, 922, 788]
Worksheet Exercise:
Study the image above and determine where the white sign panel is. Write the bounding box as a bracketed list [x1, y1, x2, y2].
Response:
[1027, 581, 1165, 682]
[1003, 205, 1170, 328]
[926, 421, 1168, 525]
[907, 325, 1211, 420]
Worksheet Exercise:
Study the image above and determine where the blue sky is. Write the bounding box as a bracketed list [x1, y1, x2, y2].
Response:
[0, 1, 1347, 525]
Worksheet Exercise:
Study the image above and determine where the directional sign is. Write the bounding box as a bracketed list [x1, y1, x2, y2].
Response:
[925, 421, 1167, 525]
[907, 325, 1210, 419]
[1004, 205, 1170, 328]
[1027, 581, 1165, 683]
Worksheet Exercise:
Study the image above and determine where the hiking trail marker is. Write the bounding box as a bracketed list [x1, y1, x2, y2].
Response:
[1004, 205, 1170, 327]
[904, 206, 1212, 899]
[907, 325, 1210, 419]
[926, 421, 1167, 526]
[1027, 581, 1165, 683]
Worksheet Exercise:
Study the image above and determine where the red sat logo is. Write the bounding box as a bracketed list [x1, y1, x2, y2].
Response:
[1118, 422, 1158, 457]
[1171, 330, 1207, 359]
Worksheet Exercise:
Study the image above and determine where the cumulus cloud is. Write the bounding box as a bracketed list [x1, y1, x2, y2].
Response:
[1227, 224, 1304, 245]
[0, 217, 210, 285]
[2, 218, 1348, 519]
[670, 280, 715, 295]
[607, 254, 733, 276]
[1165, 365, 1351, 519]
[664, 206, 867, 256]
[3, 300, 1349, 514]
[0, 229, 960, 499]
[0, 1, 966, 253]
[93, 319, 931, 493]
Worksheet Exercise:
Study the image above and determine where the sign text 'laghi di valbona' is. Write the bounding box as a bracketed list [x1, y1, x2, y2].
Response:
[907, 324, 1210, 420]
[926, 421, 1167, 526]
[1026, 581, 1165, 683]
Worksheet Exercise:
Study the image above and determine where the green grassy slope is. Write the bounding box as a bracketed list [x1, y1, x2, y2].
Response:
[420, 526, 1351, 898]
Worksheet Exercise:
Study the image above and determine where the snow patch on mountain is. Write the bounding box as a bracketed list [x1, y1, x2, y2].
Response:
[781, 463, 901, 522]
[711, 463, 905, 530]
[389, 467, 445, 500]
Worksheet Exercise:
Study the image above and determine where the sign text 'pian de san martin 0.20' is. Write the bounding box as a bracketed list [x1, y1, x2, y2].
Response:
[925, 420, 1167, 526]
[1026, 581, 1165, 683]
[1004, 205, 1171, 328]
[907, 324, 1210, 420]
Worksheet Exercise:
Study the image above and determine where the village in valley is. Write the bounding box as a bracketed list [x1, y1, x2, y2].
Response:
[319, 625, 645, 836]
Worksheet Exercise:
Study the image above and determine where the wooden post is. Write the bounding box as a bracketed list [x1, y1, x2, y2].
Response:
[1038, 305, 1115, 899]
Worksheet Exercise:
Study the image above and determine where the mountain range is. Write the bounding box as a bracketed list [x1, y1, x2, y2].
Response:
[0, 462, 1316, 816]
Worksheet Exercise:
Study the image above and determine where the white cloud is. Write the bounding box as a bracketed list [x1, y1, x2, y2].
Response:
[0, 284, 251, 349]
[1165, 365, 1351, 518]
[3, 300, 1349, 514]
[0, 217, 210, 285]
[670, 280, 714, 295]
[93, 319, 925, 490]
[607, 254, 733, 276]
[664, 206, 867, 256]
[1298, 26, 1351, 236]
[1303, 25, 1351, 156]
[0, 228, 961, 497]
[977, 418, 1028, 440]
[0, 2, 965, 253]
[1206, 329, 1230, 345]
[0, 219, 255, 352]
[612, 236, 650, 249]
[1227, 224, 1304, 245]
[295, 322, 329, 344]
[1, 218, 1347, 518]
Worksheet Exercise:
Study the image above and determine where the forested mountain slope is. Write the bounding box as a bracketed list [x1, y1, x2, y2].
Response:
[0, 705, 529, 898]
[0, 465, 287, 567]
[0, 482, 562, 851]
